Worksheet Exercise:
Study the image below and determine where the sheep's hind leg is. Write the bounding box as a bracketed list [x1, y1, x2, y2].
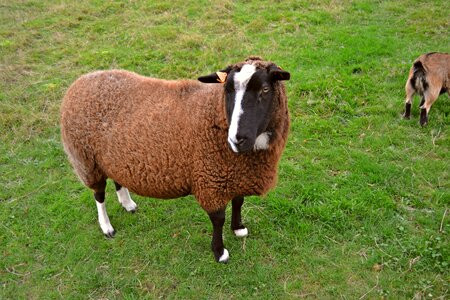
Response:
[114, 181, 137, 213]
[208, 208, 229, 263]
[231, 196, 248, 237]
[93, 180, 115, 238]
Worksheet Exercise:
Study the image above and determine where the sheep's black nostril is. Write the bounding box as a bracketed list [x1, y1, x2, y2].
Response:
[235, 135, 247, 146]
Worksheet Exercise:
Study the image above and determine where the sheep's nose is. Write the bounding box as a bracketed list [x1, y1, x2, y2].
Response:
[235, 135, 246, 146]
[228, 135, 249, 153]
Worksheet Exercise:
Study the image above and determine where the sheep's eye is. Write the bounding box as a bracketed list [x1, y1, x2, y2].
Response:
[263, 86, 270, 93]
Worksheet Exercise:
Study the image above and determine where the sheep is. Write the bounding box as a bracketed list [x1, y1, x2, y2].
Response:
[403, 52, 450, 126]
[60, 56, 291, 263]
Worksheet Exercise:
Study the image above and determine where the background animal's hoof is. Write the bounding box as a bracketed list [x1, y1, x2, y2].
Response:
[420, 109, 428, 126]
[218, 249, 229, 263]
[234, 227, 248, 237]
[403, 114, 410, 120]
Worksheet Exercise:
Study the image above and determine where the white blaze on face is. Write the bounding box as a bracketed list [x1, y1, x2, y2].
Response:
[228, 64, 257, 152]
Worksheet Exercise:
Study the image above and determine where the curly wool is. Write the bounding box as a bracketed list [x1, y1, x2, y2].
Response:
[61, 60, 289, 212]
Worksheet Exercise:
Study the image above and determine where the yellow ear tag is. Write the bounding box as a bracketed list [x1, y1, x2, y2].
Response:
[216, 72, 227, 83]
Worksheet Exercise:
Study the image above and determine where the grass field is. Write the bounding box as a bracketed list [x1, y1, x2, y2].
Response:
[1, 0, 449, 298]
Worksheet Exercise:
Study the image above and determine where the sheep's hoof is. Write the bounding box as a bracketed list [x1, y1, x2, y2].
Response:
[100, 221, 116, 238]
[217, 249, 229, 263]
[125, 206, 137, 213]
[403, 114, 410, 120]
[121, 200, 137, 213]
[233, 227, 248, 237]
[103, 229, 116, 238]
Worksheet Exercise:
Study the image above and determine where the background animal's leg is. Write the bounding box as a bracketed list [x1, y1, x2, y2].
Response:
[208, 208, 229, 263]
[420, 87, 440, 126]
[114, 181, 137, 212]
[404, 80, 415, 119]
[93, 179, 115, 238]
[231, 196, 248, 237]
[419, 96, 425, 107]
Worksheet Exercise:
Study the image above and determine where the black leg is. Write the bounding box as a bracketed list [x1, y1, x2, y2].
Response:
[231, 196, 248, 237]
[114, 181, 122, 191]
[404, 102, 411, 119]
[208, 208, 228, 263]
[420, 108, 428, 126]
[93, 180, 107, 203]
[231, 196, 245, 230]
[94, 190, 105, 203]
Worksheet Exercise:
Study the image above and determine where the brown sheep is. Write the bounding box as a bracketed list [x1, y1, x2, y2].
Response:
[60, 57, 291, 263]
[403, 52, 450, 126]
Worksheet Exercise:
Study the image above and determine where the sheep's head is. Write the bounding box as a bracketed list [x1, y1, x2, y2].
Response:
[198, 57, 290, 153]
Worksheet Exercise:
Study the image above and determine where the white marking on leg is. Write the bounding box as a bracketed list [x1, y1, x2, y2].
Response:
[234, 227, 248, 237]
[116, 187, 137, 212]
[254, 132, 270, 150]
[96, 201, 115, 237]
[219, 248, 229, 263]
[228, 64, 257, 152]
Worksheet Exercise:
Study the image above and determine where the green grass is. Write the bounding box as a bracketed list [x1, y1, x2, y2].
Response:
[1, 0, 449, 298]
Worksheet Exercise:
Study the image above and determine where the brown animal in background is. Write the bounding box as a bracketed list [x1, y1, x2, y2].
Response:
[404, 52, 450, 126]
[60, 57, 290, 263]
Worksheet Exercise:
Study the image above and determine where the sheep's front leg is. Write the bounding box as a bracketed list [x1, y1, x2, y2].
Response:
[208, 208, 229, 263]
[231, 196, 248, 237]
[93, 180, 115, 238]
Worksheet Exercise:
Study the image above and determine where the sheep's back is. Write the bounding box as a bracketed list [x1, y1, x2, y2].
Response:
[61, 70, 221, 198]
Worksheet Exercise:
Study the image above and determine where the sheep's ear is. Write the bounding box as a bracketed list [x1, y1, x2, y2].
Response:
[198, 72, 228, 83]
[198, 66, 232, 84]
[269, 66, 290, 81]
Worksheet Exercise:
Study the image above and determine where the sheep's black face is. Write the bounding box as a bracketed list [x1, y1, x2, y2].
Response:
[224, 65, 274, 152]
[198, 61, 290, 153]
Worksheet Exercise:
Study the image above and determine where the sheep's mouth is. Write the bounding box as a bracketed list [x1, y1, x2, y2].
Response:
[228, 131, 270, 153]
[227, 137, 255, 153]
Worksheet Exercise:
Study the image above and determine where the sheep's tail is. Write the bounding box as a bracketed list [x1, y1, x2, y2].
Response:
[410, 61, 428, 94]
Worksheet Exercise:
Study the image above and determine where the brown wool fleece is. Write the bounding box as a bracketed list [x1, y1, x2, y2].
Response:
[61, 60, 289, 213]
